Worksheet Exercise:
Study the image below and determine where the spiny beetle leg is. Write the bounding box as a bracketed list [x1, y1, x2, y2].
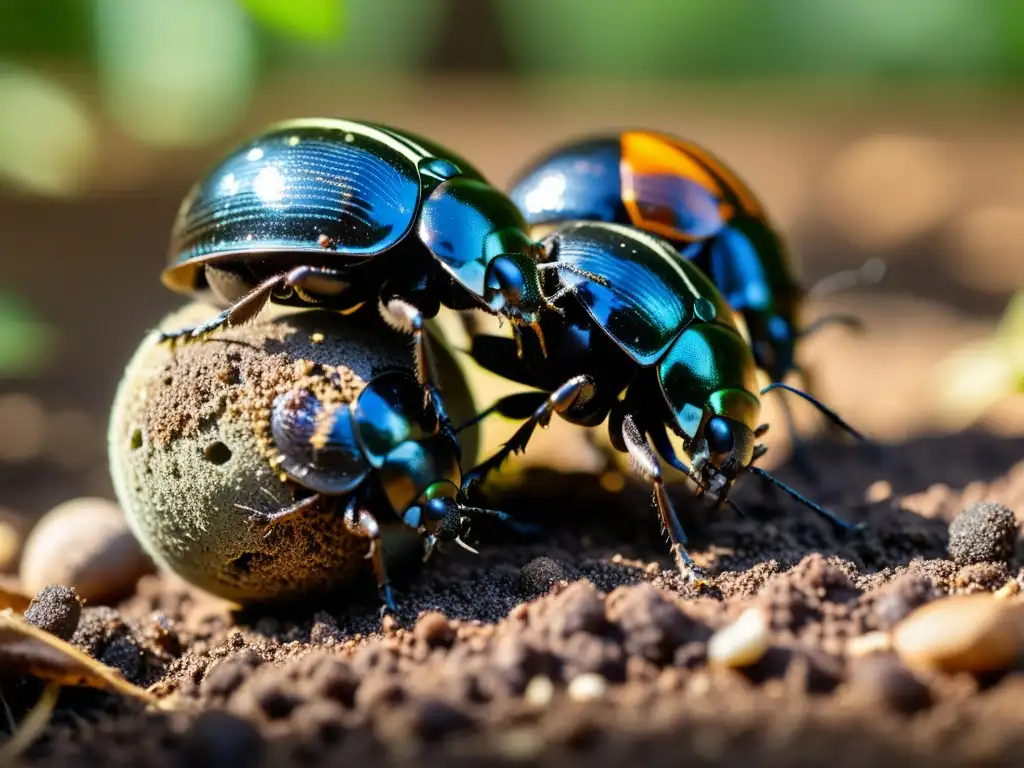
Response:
[159, 272, 283, 343]
[457, 391, 549, 433]
[620, 413, 709, 588]
[244, 493, 324, 537]
[461, 375, 593, 491]
[378, 295, 458, 456]
[159, 265, 355, 344]
[342, 497, 396, 612]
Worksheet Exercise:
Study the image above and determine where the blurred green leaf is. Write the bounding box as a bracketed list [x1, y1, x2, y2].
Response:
[0, 292, 54, 377]
[94, 0, 256, 148]
[241, 0, 346, 42]
[0, 65, 98, 196]
[0, 0, 91, 59]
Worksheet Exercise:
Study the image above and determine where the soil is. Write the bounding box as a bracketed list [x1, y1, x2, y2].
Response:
[6, 294, 1024, 768]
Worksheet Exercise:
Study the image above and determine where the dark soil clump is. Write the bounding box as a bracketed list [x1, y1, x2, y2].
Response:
[948, 501, 1019, 566]
[23, 585, 82, 641]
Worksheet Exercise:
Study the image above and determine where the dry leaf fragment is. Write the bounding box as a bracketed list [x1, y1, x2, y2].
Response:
[0, 612, 154, 703]
[0, 584, 31, 614]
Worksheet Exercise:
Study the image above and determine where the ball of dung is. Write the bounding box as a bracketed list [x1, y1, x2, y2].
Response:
[108, 302, 479, 604]
[948, 501, 1018, 566]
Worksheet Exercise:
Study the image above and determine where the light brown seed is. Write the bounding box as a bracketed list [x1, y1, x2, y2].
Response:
[893, 594, 1024, 673]
[19, 498, 152, 604]
[708, 608, 770, 668]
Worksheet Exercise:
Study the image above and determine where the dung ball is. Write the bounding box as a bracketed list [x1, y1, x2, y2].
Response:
[108, 302, 479, 604]
[948, 501, 1018, 566]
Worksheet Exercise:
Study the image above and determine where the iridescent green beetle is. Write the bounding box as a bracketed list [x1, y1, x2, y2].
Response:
[462, 221, 863, 582]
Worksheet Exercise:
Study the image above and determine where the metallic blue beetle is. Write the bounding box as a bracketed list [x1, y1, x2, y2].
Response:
[161, 118, 552, 442]
[259, 367, 517, 609]
[507, 130, 879, 386]
[462, 221, 863, 583]
[507, 131, 879, 467]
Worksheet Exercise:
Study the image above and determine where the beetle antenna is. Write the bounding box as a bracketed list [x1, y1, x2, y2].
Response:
[760, 382, 866, 442]
[808, 257, 885, 296]
[748, 466, 863, 533]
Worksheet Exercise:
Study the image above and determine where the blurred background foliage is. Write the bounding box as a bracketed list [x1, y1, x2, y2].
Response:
[4, 0, 1024, 195]
[0, 0, 1021, 516]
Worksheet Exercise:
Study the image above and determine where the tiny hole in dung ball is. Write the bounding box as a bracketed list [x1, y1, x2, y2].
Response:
[203, 441, 233, 465]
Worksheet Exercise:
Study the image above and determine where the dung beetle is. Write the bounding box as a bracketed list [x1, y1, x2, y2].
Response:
[253, 365, 521, 610]
[160, 118, 556, 443]
[507, 130, 882, 388]
[462, 221, 864, 581]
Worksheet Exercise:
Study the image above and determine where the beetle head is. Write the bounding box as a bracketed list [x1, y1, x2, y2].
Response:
[417, 177, 546, 324]
[688, 413, 756, 501]
[658, 322, 761, 500]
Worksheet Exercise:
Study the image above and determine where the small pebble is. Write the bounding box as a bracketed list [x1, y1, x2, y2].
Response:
[20, 497, 152, 604]
[523, 675, 555, 708]
[181, 710, 265, 767]
[497, 728, 545, 760]
[893, 594, 1024, 673]
[865, 480, 893, 503]
[948, 501, 1018, 566]
[708, 608, 770, 668]
[567, 673, 608, 702]
[846, 631, 892, 658]
[23, 585, 82, 640]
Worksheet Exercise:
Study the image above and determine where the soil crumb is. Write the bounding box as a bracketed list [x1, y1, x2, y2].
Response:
[13, 428, 1024, 767]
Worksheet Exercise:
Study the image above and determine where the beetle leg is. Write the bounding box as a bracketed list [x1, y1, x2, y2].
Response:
[458, 504, 544, 538]
[421, 532, 439, 563]
[284, 265, 353, 304]
[619, 414, 708, 587]
[456, 390, 550, 433]
[240, 492, 325, 537]
[159, 272, 286, 343]
[377, 296, 458, 451]
[342, 497, 396, 612]
[461, 375, 593, 491]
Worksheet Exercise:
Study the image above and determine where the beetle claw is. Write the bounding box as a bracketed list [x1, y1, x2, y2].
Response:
[453, 536, 479, 555]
